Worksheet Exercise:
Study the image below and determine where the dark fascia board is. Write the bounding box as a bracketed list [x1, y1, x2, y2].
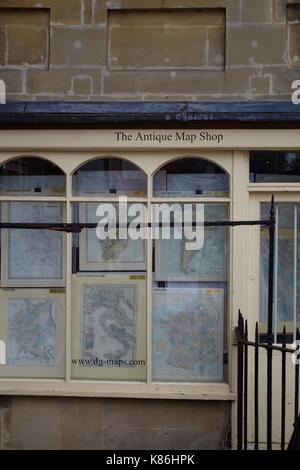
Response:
[0, 101, 300, 126]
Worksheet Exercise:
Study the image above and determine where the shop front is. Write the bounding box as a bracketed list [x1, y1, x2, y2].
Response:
[0, 103, 299, 448]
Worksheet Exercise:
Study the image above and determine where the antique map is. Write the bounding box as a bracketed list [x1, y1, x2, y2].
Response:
[155, 204, 228, 281]
[6, 202, 64, 281]
[7, 298, 57, 367]
[153, 288, 224, 381]
[80, 203, 146, 270]
[81, 283, 137, 363]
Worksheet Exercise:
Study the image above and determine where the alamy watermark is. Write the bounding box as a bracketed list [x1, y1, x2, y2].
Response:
[95, 197, 205, 251]
[292, 80, 300, 104]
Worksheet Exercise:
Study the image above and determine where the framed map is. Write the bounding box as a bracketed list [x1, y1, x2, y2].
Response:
[152, 288, 224, 382]
[79, 203, 147, 271]
[0, 288, 65, 378]
[72, 274, 147, 381]
[155, 204, 228, 282]
[1, 202, 66, 287]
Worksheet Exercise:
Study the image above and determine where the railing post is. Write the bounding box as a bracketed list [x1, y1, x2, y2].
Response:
[267, 195, 275, 450]
[243, 320, 248, 450]
[281, 326, 287, 451]
[254, 322, 259, 450]
[237, 311, 244, 451]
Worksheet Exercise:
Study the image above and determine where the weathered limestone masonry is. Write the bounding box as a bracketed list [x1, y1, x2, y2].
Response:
[0, 397, 231, 450]
[0, 0, 299, 101]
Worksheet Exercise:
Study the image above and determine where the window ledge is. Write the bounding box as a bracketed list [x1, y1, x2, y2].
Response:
[0, 381, 235, 401]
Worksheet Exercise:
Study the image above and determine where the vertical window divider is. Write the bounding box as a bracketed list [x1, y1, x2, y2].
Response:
[146, 172, 152, 385]
[274, 206, 279, 344]
[294, 205, 298, 342]
[65, 172, 72, 383]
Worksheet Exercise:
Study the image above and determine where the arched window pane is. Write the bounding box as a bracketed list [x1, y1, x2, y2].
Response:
[0, 157, 66, 196]
[153, 158, 229, 197]
[73, 158, 147, 196]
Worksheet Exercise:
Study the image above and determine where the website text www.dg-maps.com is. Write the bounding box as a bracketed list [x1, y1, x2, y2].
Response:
[72, 358, 146, 367]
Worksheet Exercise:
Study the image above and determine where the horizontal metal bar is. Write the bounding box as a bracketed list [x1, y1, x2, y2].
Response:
[234, 328, 296, 353]
[0, 219, 271, 232]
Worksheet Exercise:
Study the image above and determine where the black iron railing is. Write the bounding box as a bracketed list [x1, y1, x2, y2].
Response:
[235, 312, 300, 450]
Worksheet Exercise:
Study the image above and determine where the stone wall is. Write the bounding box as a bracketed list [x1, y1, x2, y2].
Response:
[0, 0, 299, 101]
[0, 396, 231, 450]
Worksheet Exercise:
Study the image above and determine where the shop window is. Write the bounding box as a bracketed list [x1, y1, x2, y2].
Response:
[0, 284, 66, 379]
[72, 157, 147, 196]
[250, 151, 300, 183]
[0, 156, 66, 379]
[151, 202, 228, 382]
[0, 154, 229, 389]
[153, 157, 229, 197]
[260, 202, 300, 341]
[0, 156, 66, 196]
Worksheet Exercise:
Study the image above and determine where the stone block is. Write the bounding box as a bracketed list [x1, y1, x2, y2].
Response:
[83, 0, 93, 25]
[0, 1, 81, 25]
[0, 7, 49, 25]
[0, 27, 5, 65]
[7, 26, 48, 67]
[26, 67, 102, 96]
[108, 9, 225, 70]
[102, 398, 230, 430]
[9, 400, 61, 450]
[93, 0, 107, 25]
[208, 26, 225, 69]
[0, 69, 24, 94]
[241, 0, 273, 23]
[287, 5, 300, 66]
[51, 27, 106, 66]
[0, 8, 49, 68]
[60, 399, 102, 449]
[103, 66, 253, 96]
[250, 75, 272, 95]
[227, 24, 285, 66]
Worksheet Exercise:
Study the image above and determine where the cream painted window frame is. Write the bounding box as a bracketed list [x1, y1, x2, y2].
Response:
[3, 128, 289, 400]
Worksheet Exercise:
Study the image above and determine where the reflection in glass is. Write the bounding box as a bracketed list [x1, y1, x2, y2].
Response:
[152, 202, 228, 383]
[260, 202, 300, 338]
[250, 151, 300, 183]
[153, 158, 229, 197]
[0, 157, 66, 196]
[1, 202, 65, 287]
[73, 158, 147, 196]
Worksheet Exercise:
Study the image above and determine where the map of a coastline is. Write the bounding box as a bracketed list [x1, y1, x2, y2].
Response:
[7, 298, 57, 367]
[81, 284, 137, 364]
[153, 288, 224, 381]
[8, 202, 63, 280]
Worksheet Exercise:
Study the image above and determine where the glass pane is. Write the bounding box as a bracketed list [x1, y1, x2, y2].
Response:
[71, 202, 147, 381]
[250, 151, 300, 183]
[72, 158, 147, 196]
[0, 157, 66, 196]
[260, 202, 300, 338]
[0, 202, 66, 378]
[153, 158, 229, 197]
[0, 202, 65, 286]
[152, 203, 228, 382]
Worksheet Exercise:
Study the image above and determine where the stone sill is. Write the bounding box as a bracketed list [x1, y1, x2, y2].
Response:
[0, 381, 235, 401]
